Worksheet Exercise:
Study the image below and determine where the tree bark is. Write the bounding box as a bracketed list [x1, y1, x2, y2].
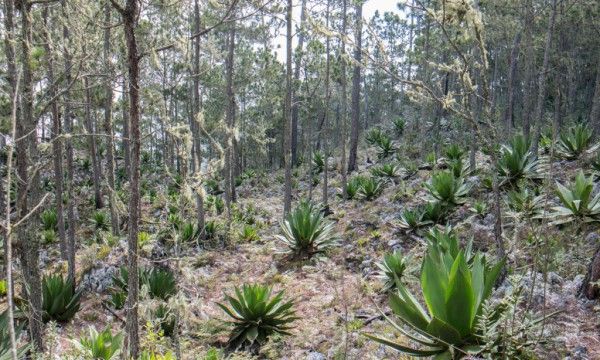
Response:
[504, 31, 521, 134]
[339, 0, 348, 197]
[283, 0, 293, 215]
[590, 59, 600, 131]
[84, 74, 104, 209]
[192, 0, 205, 235]
[291, 0, 307, 166]
[224, 19, 237, 221]
[322, 0, 331, 210]
[347, 1, 362, 173]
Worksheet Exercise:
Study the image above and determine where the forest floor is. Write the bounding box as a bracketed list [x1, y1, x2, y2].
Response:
[5, 149, 600, 359]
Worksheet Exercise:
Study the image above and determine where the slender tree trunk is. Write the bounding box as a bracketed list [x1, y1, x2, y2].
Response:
[291, 0, 307, 166]
[580, 243, 600, 299]
[339, 0, 348, 198]
[113, 0, 142, 357]
[283, 0, 293, 215]
[322, 0, 331, 210]
[192, 0, 205, 236]
[84, 75, 104, 209]
[505, 31, 521, 134]
[224, 20, 237, 220]
[522, 0, 535, 138]
[347, 1, 362, 173]
[17, 0, 44, 350]
[122, 77, 131, 179]
[532, 0, 558, 154]
[590, 59, 600, 131]
[104, 2, 119, 235]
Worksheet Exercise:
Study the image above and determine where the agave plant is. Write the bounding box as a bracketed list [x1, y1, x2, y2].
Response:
[154, 304, 176, 337]
[343, 175, 367, 200]
[424, 226, 472, 260]
[550, 171, 600, 225]
[364, 237, 505, 358]
[557, 123, 598, 160]
[204, 220, 219, 239]
[42, 274, 82, 322]
[217, 284, 297, 349]
[425, 171, 471, 206]
[505, 188, 545, 220]
[180, 222, 197, 243]
[392, 117, 405, 136]
[91, 211, 110, 232]
[358, 177, 383, 201]
[365, 127, 384, 145]
[312, 150, 325, 175]
[371, 164, 401, 179]
[74, 326, 123, 360]
[240, 224, 259, 242]
[497, 134, 540, 186]
[275, 200, 337, 257]
[421, 201, 449, 224]
[146, 268, 177, 300]
[376, 250, 407, 291]
[448, 158, 470, 179]
[398, 208, 431, 232]
[444, 144, 465, 162]
[375, 135, 396, 159]
[0, 310, 30, 360]
[469, 201, 488, 218]
[40, 209, 58, 231]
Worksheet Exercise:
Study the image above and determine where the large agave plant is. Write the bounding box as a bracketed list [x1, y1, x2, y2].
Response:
[370, 164, 401, 179]
[275, 201, 337, 257]
[550, 171, 600, 225]
[375, 135, 396, 159]
[364, 238, 505, 358]
[358, 177, 383, 200]
[505, 188, 545, 220]
[497, 134, 540, 186]
[557, 123, 598, 160]
[42, 274, 82, 322]
[0, 310, 30, 360]
[73, 326, 123, 360]
[146, 268, 177, 301]
[311, 150, 325, 175]
[217, 284, 297, 350]
[425, 171, 471, 206]
[376, 250, 407, 291]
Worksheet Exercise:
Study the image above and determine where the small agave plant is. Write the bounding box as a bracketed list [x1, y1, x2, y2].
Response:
[364, 235, 505, 358]
[557, 123, 598, 160]
[358, 177, 383, 201]
[550, 171, 600, 225]
[217, 284, 298, 350]
[276, 200, 337, 258]
[375, 135, 396, 159]
[370, 164, 401, 180]
[398, 208, 431, 232]
[497, 134, 541, 186]
[73, 326, 123, 360]
[376, 250, 407, 291]
[425, 171, 471, 206]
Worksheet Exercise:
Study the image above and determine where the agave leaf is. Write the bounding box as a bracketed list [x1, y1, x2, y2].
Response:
[363, 333, 445, 357]
[444, 252, 474, 338]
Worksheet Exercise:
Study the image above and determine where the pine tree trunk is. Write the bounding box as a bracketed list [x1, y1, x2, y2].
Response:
[347, 1, 362, 173]
[291, 0, 307, 166]
[339, 0, 348, 198]
[283, 0, 293, 215]
[322, 0, 331, 210]
[504, 31, 521, 134]
[84, 75, 104, 209]
[192, 0, 205, 236]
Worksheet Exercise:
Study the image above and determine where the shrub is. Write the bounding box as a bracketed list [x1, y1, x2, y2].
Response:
[365, 127, 384, 145]
[91, 211, 110, 232]
[557, 123, 598, 160]
[358, 177, 383, 201]
[42, 274, 82, 322]
[425, 171, 470, 206]
[506, 188, 545, 220]
[376, 251, 407, 291]
[74, 326, 123, 360]
[146, 268, 177, 301]
[276, 200, 337, 257]
[40, 209, 58, 231]
[312, 150, 325, 175]
[240, 224, 259, 242]
[375, 135, 396, 159]
[398, 208, 430, 232]
[550, 170, 600, 225]
[217, 284, 297, 349]
[370, 164, 401, 179]
[364, 237, 505, 358]
[497, 134, 540, 186]
[392, 117, 405, 136]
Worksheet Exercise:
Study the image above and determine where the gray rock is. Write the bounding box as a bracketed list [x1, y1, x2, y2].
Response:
[82, 265, 118, 292]
[307, 350, 325, 359]
[585, 232, 599, 244]
[565, 345, 589, 360]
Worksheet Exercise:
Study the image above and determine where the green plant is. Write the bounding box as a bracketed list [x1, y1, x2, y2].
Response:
[550, 170, 600, 225]
[240, 224, 259, 242]
[0, 309, 30, 360]
[449, 158, 470, 179]
[424, 151, 437, 167]
[0, 280, 6, 297]
[312, 150, 325, 175]
[205, 178, 223, 195]
[167, 213, 182, 231]
[392, 117, 405, 136]
[364, 237, 505, 358]
[365, 127, 384, 145]
[204, 220, 219, 239]
[74, 326, 123, 360]
[138, 231, 151, 248]
[146, 268, 177, 301]
[375, 135, 396, 159]
[376, 251, 407, 291]
[343, 175, 367, 200]
[40, 208, 58, 231]
[445, 144, 465, 162]
[91, 211, 110, 232]
[370, 164, 401, 179]
[358, 177, 383, 200]
[497, 134, 540, 186]
[180, 222, 198, 243]
[109, 290, 126, 310]
[469, 201, 488, 218]
[398, 208, 430, 232]
[275, 200, 337, 257]
[154, 304, 176, 337]
[139, 352, 176, 360]
[421, 201, 449, 224]
[42, 274, 82, 322]
[217, 284, 297, 349]
[557, 123, 598, 160]
[505, 188, 545, 219]
[425, 171, 471, 206]
[41, 229, 57, 245]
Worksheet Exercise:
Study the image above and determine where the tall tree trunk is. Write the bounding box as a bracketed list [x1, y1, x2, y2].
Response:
[532, 0, 558, 154]
[580, 243, 600, 299]
[42, 7, 67, 259]
[504, 31, 521, 134]
[112, 0, 142, 357]
[61, 0, 77, 286]
[347, 1, 362, 173]
[291, 0, 307, 166]
[322, 0, 331, 210]
[104, 2, 119, 235]
[122, 76, 131, 179]
[17, 0, 44, 350]
[339, 0, 348, 197]
[522, 0, 535, 139]
[224, 20, 237, 220]
[283, 0, 293, 215]
[84, 75, 104, 209]
[192, 0, 205, 235]
[590, 59, 600, 131]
